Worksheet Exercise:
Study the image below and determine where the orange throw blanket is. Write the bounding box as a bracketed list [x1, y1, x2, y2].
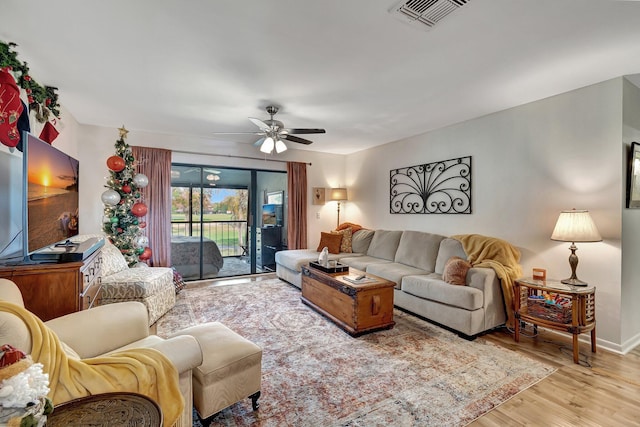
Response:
[452, 234, 523, 328]
[0, 302, 184, 426]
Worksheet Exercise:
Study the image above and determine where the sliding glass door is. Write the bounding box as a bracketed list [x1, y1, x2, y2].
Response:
[170, 164, 286, 280]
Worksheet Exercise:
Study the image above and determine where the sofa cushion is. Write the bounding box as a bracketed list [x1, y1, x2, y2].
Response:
[435, 238, 467, 275]
[401, 274, 483, 311]
[101, 267, 174, 298]
[366, 230, 403, 261]
[442, 256, 472, 285]
[101, 242, 130, 276]
[332, 227, 353, 253]
[338, 255, 392, 271]
[317, 232, 343, 254]
[365, 262, 429, 287]
[394, 231, 445, 271]
[351, 229, 375, 254]
[275, 249, 350, 272]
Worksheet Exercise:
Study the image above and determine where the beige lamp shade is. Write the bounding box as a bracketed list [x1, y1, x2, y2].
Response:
[551, 209, 602, 243]
[329, 188, 348, 201]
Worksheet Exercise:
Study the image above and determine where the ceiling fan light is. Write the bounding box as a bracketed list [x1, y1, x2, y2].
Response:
[260, 136, 275, 153]
[275, 139, 287, 153]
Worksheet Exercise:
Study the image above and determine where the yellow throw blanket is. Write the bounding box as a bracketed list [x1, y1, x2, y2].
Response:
[452, 234, 523, 328]
[0, 302, 184, 426]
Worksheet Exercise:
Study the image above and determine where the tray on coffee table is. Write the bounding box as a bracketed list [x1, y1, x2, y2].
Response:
[309, 261, 349, 274]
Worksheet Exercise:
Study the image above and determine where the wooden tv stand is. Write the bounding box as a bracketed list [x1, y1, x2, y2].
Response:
[0, 248, 103, 321]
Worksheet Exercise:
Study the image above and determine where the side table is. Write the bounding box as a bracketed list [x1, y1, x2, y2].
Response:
[514, 278, 596, 364]
[47, 392, 162, 426]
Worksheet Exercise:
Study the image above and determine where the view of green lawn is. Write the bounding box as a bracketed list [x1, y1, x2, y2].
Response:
[171, 213, 234, 221]
[171, 213, 247, 256]
[171, 187, 249, 256]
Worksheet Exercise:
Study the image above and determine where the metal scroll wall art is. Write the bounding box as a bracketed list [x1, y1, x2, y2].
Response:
[390, 156, 472, 214]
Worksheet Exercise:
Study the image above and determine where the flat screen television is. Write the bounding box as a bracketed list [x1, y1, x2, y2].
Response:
[24, 132, 80, 255]
[262, 203, 283, 227]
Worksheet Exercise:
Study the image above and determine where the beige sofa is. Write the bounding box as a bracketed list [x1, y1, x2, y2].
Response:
[275, 229, 508, 337]
[0, 278, 202, 427]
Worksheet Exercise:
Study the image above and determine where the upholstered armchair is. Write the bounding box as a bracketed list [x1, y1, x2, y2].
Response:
[97, 238, 177, 325]
[0, 278, 203, 427]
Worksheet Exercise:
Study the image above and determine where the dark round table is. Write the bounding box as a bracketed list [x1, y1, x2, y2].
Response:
[47, 392, 163, 426]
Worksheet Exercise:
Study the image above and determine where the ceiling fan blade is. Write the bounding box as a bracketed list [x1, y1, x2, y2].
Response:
[283, 134, 313, 145]
[249, 117, 271, 131]
[253, 137, 266, 147]
[211, 131, 265, 135]
[283, 128, 326, 135]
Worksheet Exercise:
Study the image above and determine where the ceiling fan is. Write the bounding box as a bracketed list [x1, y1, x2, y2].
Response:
[213, 105, 326, 154]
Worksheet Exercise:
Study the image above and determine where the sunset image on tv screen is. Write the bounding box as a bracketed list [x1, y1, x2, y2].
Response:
[27, 135, 79, 252]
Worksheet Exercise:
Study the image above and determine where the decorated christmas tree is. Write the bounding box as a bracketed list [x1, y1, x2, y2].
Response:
[101, 126, 151, 266]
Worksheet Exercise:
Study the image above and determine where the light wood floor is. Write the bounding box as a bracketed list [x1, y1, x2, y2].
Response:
[472, 325, 640, 426]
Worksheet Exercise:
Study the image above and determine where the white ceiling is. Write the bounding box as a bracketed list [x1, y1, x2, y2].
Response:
[3, 0, 640, 155]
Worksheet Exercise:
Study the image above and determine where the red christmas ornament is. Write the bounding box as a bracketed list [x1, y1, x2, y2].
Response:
[139, 247, 152, 261]
[106, 155, 126, 172]
[122, 184, 132, 193]
[131, 202, 148, 217]
[139, 221, 147, 229]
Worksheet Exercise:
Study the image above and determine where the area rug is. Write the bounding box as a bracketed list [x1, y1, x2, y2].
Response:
[156, 278, 555, 427]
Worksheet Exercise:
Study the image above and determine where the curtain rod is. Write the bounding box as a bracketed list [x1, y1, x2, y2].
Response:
[171, 149, 312, 165]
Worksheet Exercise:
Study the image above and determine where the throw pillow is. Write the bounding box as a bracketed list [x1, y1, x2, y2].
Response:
[316, 232, 343, 254]
[332, 227, 353, 253]
[172, 267, 186, 294]
[101, 242, 129, 276]
[336, 222, 364, 233]
[442, 256, 472, 286]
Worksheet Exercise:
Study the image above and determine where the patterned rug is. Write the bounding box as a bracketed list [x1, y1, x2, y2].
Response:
[156, 278, 555, 427]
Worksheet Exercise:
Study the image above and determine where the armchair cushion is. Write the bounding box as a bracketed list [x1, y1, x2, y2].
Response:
[101, 267, 176, 325]
[101, 242, 130, 276]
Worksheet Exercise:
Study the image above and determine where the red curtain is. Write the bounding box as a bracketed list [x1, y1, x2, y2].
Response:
[131, 146, 172, 267]
[286, 162, 308, 249]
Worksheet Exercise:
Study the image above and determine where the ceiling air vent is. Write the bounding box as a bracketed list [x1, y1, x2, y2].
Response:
[389, 0, 471, 30]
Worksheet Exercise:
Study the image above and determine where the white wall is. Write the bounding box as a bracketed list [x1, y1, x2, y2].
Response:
[28, 104, 80, 160]
[76, 124, 345, 250]
[346, 78, 625, 350]
[622, 78, 640, 350]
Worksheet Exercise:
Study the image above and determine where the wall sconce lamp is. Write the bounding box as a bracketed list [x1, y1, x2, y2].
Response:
[329, 188, 348, 228]
[550, 209, 602, 286]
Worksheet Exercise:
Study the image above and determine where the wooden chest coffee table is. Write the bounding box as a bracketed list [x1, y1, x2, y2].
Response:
[301, 264, 395, 336]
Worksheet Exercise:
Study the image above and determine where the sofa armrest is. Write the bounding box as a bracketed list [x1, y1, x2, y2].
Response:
[466, 267, 498, 291]
[45, 302, 150, 359]
[149, 335, 203, 374]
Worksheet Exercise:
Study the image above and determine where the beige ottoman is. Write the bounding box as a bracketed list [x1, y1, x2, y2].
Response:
[174, 322, 262, 423]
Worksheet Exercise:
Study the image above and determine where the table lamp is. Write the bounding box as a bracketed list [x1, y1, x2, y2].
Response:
[329, 188, 348, 228]
[550, 209, 602, 286]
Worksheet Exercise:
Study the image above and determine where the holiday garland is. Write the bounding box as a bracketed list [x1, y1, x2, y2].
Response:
[0, 41, 61, 123]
